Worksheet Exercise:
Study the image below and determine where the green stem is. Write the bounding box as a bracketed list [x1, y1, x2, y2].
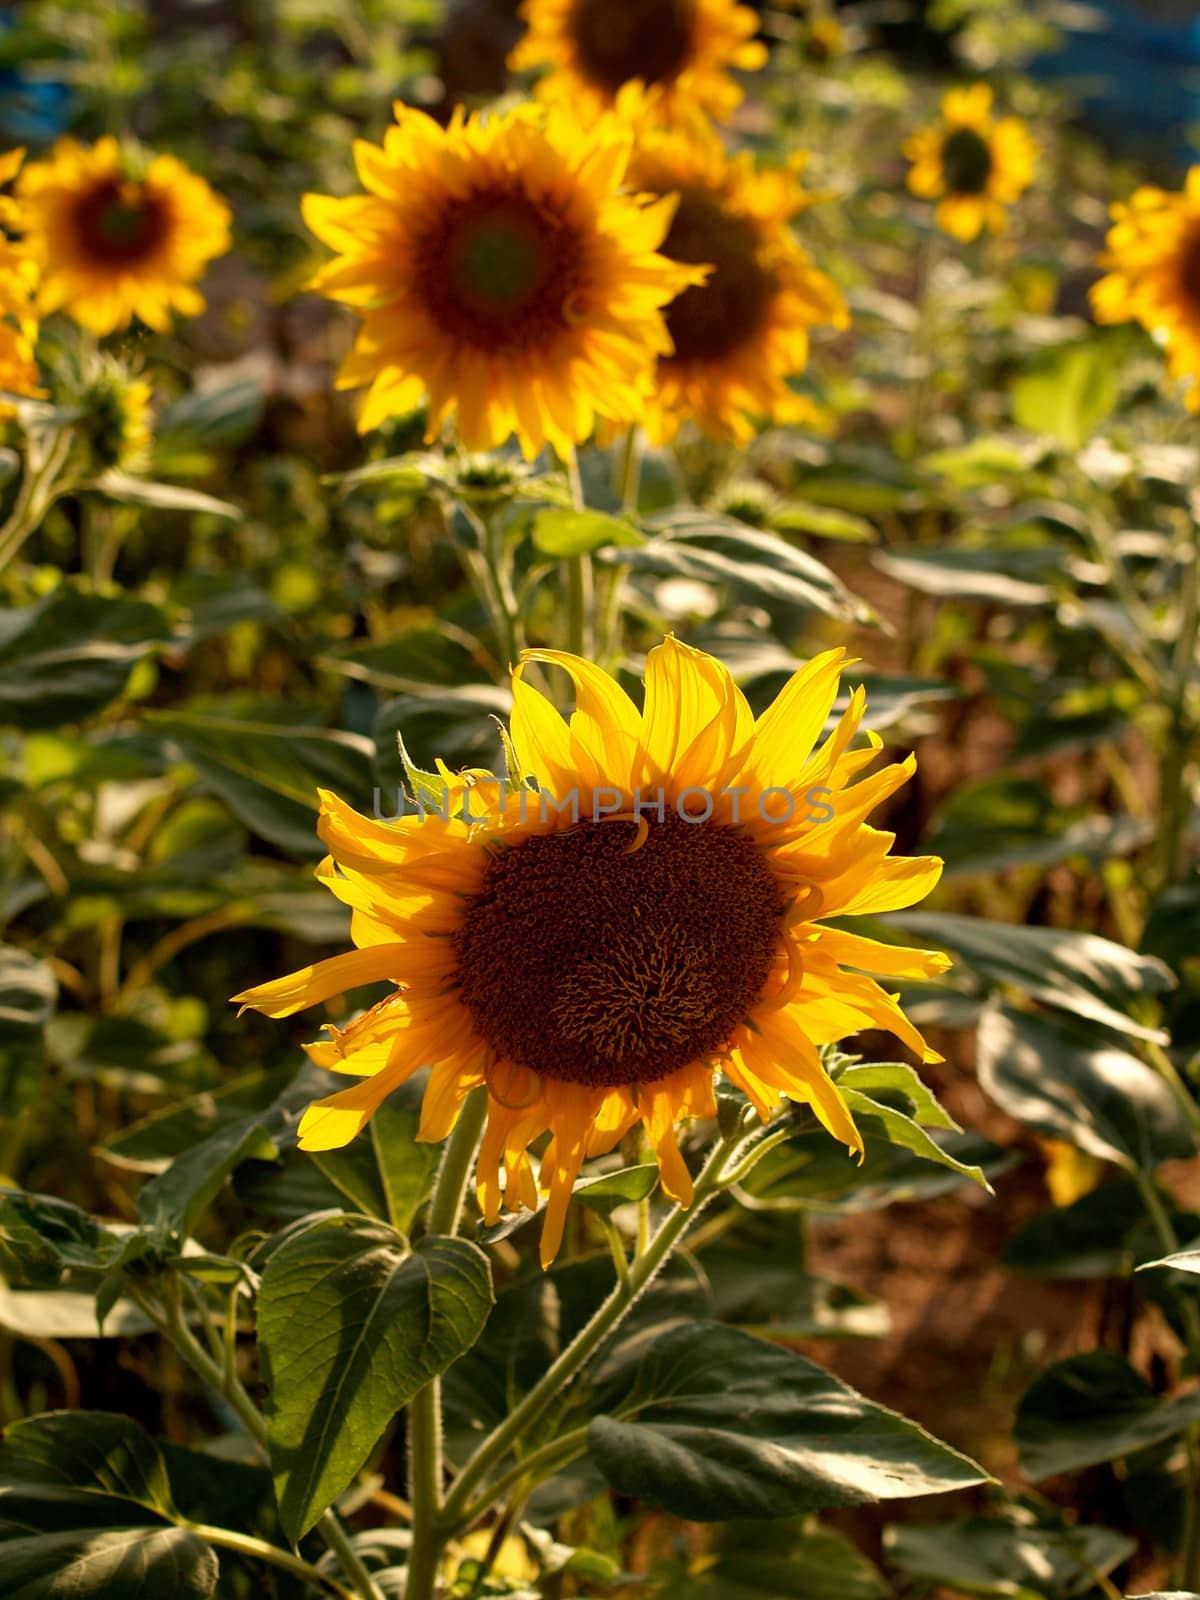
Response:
[439, 1131, 738, 1531]
[451, 1426, 592, 1535]
[186, 1523, 356, 1600]
[406, 1089, 490, 1600]
[617, 425, 643, 515]
[480, 506, 522, 668]
[1144, 1039, 1200, 1140]
[562, 445, 592, 657]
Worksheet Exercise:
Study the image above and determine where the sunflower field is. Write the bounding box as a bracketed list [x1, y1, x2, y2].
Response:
[3, 0, 1200, 1595]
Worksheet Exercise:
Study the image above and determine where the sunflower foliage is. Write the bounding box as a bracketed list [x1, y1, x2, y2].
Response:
[1, 1, 1200, 1598]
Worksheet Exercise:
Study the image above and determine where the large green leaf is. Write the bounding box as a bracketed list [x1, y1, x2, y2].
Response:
[131, 1064, 329, 1240]
[151, 707, 375, 857]
[588, 1322, 987, 1520]
[885, 1510, 1134, 1599]
[257, 1216, 493, 1540]
[977, 1005, 1193, 1173]
[1016, 1352, 1200, 1479]
[0, 1413, 217, 1600]
[0, 1521, 217, 1600]
[896, 915, 1177, 1049]
[874, 546, 1054, 606]
[0, 1413, 177, 1517]
[0, 589, 169, 730]
[602, 509, 871, 621]
[891, 912, 1174, 1042]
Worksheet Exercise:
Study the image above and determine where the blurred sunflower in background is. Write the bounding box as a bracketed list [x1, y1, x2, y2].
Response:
[905, 85, 1038, 242]
[510, 0, 767, 122]
[234, 638, 948, 1266]
[0, 148, 42, 407]
[625, 109, 848, 443]
[16, 136, 231, 335]
[303, 102, 702, 457]
[1092, 169, 1200, 411]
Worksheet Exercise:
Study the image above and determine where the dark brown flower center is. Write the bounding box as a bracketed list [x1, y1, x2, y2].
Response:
[660, 187, 776, 364]
[1180, 229, 1200, 314]
[940, 127, 993, 197]
[453, 815, 785, 1087]
[568, 0, 696, 96]
[73, 180, 167, 266]
[414, 188, 584, 351]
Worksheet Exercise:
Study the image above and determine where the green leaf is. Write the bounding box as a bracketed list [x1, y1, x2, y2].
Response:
[1138, 1246, 1200, 1276]
[874, 547, 1054, 606]
[770, 501, 878, 543]
[656, 1517, 889, 1599]
[131, 1064, 329, 1239]
[0, 1522, 217, 1600]
[530, 507, 643, 557]
[156, 374, 265, 448]
[573, 1164, 659, 1218]
[885, 1510, 1134, 1599]
[1002, 1178, 1149, 1279]
[1016, 1352, 1200, 1479]
[1012, 340, 1120, 449]
[604, 509, 871, 621]
[838, 1077, 989, 1192]
[889, 912, 1174, 1042]
[977, 1005, 1194, 1173]
[92, 471, 241, 520]
[258, 1216, 493, 1540]
[0, 1413, 177, 1518]
[0, 588, 169, 730]
[0, 1413, 218, 1599]
[136, 1117, 278, 1240]
[588, 1322, 988, 1520]
[150, 705, 374, 856]
[0, 947, 57, 1116]
[836, 1063, 960, 1131]
[370, 1075, 441, 1233]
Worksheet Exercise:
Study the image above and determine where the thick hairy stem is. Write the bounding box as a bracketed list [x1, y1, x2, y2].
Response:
[439, 1131, 740, 1531]
[405, 1088, 490, 1600]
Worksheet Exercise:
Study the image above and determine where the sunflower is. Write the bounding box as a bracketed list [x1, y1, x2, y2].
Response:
[0, 148, 42, 407]
[904, 85, 1038, 243]
[234, 638, 949, 1266]
[1091, 168, 1200, 411]
[624, 111, 847, 444]
[510, 0, 767, 123]
[302, 103, 702, 458]
[15, 136, 231, 336]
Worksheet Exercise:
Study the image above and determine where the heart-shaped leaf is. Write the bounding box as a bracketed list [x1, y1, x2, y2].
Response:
[258, 1215, 492, 1540]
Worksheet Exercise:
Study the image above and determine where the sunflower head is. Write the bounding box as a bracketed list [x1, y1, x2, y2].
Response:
[302, 103, 701, 459]
[624, 112, 847, 444]
[234, 637, 949, 1267]
[15, 136, 231, 336]
[1091, 167, 1200, 412]
[0, 148, 43, 415]
[510, 0, 768, 123]
[904, 85, 1038, 243]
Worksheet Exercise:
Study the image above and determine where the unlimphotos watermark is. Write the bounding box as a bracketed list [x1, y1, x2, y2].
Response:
[371, 783, 837, 827]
